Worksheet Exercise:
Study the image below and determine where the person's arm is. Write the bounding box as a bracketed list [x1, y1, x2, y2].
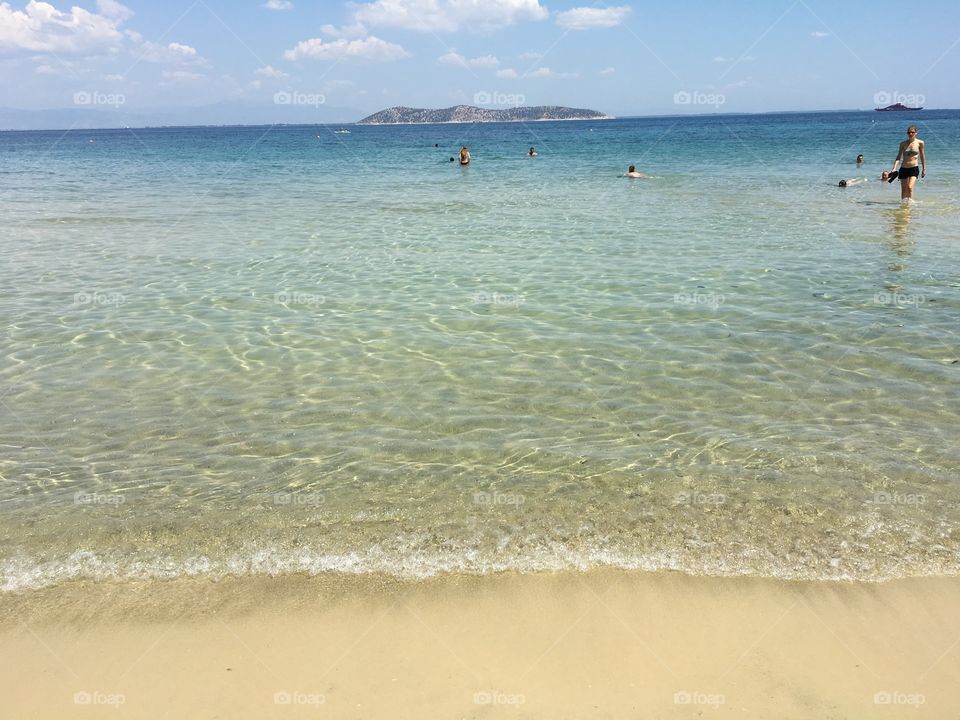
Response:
[919, 141, 926, 178]
[892, 142, 903, 171]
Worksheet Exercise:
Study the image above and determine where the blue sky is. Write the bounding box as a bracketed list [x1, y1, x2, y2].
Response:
[1, 0, 957, 122]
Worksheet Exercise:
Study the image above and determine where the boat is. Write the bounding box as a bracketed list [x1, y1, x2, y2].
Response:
[334, 129, 351, 134]
[875, 103, 922, 112]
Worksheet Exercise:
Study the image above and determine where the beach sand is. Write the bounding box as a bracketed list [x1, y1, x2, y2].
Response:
[1, 570, 958, 718]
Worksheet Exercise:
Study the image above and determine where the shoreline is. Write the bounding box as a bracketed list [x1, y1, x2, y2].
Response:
[3, 569, 958, 717]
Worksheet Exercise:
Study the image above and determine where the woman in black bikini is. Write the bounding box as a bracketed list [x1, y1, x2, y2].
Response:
[891, 126, 926, 201]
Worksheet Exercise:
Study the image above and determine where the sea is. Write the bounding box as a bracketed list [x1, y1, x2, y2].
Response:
[1, 110, 959, 594]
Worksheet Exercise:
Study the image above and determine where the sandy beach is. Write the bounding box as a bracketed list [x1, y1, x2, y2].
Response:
[2, 569, 958, 718]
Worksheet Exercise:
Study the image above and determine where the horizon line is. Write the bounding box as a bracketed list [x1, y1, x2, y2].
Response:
[0, 107, 951, 133]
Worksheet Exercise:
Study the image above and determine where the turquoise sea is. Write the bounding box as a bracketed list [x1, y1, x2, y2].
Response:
[2, 110, 959, 592]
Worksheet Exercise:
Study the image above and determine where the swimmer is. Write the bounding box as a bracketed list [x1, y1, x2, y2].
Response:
[459, 146, 471, 165]
[891, 125, 926, 200]
[881, 170, 899, 183]
[838, 178, 868, 187]
[856, 154, 864, 165]
[625, 165, 649, 178]
[528, 147, 537, 156]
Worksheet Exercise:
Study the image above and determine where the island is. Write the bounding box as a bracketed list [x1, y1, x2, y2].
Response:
[357, 105, 614, 125]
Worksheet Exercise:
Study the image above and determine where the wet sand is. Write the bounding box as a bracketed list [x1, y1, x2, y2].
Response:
[1, 570, 958, 718]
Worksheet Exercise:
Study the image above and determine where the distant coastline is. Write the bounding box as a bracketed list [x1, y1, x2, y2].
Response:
[357, 105, 614, 125]
[1, 107, 953, 133]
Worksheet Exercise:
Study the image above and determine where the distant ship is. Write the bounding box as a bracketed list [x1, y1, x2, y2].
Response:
[334, 129, 351, 134]
[875, 103, 922, 112]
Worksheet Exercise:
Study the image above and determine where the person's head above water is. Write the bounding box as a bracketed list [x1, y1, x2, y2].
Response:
[856, 154, 864, 162]
[628, 165, 636, 172]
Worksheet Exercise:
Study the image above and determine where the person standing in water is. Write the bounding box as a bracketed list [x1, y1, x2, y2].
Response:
[891, 126, 925, 201]
[459, 146, 471, 165]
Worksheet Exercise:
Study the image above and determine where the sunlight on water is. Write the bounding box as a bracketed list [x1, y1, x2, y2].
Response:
[2, 112, 959, 590]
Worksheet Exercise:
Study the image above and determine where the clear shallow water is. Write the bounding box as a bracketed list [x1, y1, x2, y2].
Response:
[2, 111, 959, 591]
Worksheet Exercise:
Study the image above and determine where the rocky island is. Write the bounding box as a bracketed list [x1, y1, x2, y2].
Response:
[357, 105, 613, 125]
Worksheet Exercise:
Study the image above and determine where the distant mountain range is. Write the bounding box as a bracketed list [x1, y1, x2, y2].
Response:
[357, 105, 614, 125]
[0, 101, 362, 131]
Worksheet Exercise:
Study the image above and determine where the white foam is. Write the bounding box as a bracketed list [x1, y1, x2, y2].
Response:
[4, 539, 956, 594]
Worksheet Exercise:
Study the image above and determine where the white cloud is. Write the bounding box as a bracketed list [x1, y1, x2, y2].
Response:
[105, 73, 124, 80]
[96, 0, 132, 22]
[263, 0, 293, 9]
[519, 51, 542, 60]
[599, 67, 615, 76]
[34, 63, 55, 74]
[438, 51, 467, 67]
[256, 64, 288, 79]
[283, 35, 409, 62]
[526, 67, 578, 79]
[438, 52, 499, 68]
[138, 40, 203, 64]
[811, 31, 830, 38]
[555, 6, 631, 30]
[167, 42, 197, 58]
[0, 0, 126, 53]
[496, 68, 518, 78]
[354, 0, 548, 32]
[321, 22, 368, 38]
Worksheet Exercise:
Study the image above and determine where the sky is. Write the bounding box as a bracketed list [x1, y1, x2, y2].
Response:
[0, 0, 958, 124]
